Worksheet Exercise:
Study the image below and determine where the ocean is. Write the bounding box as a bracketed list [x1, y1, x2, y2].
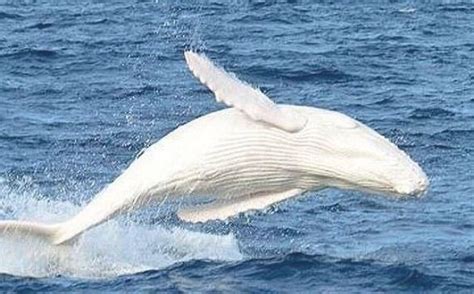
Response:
[0, 1, 473, 292]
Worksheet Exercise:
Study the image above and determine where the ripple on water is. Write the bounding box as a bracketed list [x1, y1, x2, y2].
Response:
[409, 107, 456, 120]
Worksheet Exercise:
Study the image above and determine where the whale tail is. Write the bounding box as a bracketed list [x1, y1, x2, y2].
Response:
[0, 156, 154, 246]
[0, 199, 123, 246]
[0, 220, 74, 245]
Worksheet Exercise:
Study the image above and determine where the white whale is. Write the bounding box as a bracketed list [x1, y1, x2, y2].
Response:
[0, 51, 428, 245]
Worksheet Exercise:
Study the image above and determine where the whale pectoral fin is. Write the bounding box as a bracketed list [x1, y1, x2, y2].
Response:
[177, 188, 304, 223]
[184, 51, 307, 133]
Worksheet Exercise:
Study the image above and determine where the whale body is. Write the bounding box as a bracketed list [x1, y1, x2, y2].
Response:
[0, 51, 428, 245]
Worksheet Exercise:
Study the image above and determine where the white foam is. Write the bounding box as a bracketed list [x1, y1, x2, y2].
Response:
[0, 177, 243, 278]
[398, 7, 416, 13]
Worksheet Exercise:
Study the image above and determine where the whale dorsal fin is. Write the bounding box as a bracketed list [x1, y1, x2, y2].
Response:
[177, 188, 304, 223]
[184, 51, 307, 133]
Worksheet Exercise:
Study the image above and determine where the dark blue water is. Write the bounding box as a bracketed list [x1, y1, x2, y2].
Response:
[1, 1, 473, 292]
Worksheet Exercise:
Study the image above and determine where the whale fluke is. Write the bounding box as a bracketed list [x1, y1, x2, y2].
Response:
[0, 220, 69, 245]
[0, 184, 126, 245]
[184, 51, 307, 132]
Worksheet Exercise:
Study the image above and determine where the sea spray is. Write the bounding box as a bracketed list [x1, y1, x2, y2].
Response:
[0, 177, 242, 278]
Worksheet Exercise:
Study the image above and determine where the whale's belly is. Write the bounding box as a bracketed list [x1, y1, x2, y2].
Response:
[196, 130, 306, 198]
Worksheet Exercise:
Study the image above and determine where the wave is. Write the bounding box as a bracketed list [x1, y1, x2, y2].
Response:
[123, 252, 450, 292]
[86, 18, 110, 25]
[25, 22, 54, 30]
[0, 48, 60, 61]
[1, 249, 471, 292]
[433, 129, 474, 141]
[247, 65, 353, 83]
[409, 107, 456, 120]
[0, 12, 23, 20]
[0, 177, 243, 278]
[438, 5, 474, 12]
[397, 7, 416, 14]
[371, 97, 394, 105]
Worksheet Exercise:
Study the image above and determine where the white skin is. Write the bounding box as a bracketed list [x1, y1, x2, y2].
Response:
[0, 52, 428, 245]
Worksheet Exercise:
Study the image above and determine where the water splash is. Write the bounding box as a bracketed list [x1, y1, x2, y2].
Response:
[0, 177, 243, 278]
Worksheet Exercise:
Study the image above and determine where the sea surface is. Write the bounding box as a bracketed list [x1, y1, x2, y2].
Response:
[0, 1, 473, 292]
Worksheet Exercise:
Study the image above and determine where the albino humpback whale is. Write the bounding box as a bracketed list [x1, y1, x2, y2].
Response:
[0, 51, 428, 245]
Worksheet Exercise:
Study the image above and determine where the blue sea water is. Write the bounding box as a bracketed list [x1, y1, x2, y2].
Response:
[0, 0, 473, 292]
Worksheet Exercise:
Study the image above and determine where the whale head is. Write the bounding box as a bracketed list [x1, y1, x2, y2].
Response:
[303, 108, 429, 197]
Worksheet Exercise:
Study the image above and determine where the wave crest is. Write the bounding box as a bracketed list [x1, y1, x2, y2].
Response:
[0, 177, 243, 278]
